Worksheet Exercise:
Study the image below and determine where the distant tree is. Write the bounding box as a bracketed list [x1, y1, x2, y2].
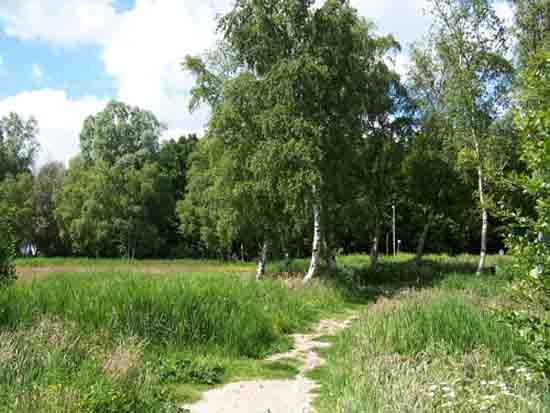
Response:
[58, 102, 168, 258]
[80, 101, 163, 165]
[159, 135, 199, 200]
[157, 135, 199, 257]
[0, 112, 40, 179]
[56, 157, 117, 257]
[33, 161, 67, 256]
[429, 0, 514, 273]
[0, 173, 34, 249]
[404, 44, 473, 263]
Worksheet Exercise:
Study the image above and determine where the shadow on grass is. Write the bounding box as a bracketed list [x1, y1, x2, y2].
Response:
[271, 254, 512, 306]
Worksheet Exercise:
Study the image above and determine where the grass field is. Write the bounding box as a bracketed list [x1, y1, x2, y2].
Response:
[310, 258, 550, 413]
[2, 257, 356, 412]
[3, 253, 546, 412]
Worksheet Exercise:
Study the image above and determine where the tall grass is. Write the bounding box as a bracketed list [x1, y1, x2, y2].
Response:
[314, 288, 548, 413]
[366, 294, 525, 363]
[0, 272, 347, 357]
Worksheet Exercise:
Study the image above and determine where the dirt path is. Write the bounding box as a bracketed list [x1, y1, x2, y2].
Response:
[182, 313, 358, 413]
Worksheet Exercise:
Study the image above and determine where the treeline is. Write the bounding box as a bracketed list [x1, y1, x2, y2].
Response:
[0, 0, 547, 278]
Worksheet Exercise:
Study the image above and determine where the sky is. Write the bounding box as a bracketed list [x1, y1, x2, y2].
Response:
[0, 0, 514, 166]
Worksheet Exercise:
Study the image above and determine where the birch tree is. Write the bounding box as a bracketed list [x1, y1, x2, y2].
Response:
[429, 0, 513, 274]
[218, 0, 399, 282]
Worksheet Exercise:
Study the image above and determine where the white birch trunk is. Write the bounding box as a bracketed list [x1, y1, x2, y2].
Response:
[303, 203, 322, 283]
[477, 166, 488, 275]
[283, 252, 292, 272]
[415, 212, 433, 265]
[256, 240, 269, 281]
[370, 224, 381, 270]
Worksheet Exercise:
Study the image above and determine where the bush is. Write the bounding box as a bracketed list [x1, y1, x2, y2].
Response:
[158, 356, 225, 384]
[502, 48, 550, 377]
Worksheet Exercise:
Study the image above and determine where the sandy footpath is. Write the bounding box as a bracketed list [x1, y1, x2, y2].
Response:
[182, 314, 357, 413]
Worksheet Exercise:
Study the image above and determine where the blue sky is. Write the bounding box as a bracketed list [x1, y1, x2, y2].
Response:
[0, 0, 513, 166]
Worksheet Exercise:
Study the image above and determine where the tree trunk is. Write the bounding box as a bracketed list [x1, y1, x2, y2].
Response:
[256, 240, 269, 281]
[303, 203, 322, 283]
[477, 166, 488, 275]
[370, 224, 381, 270]
[283, 252, 292, 272]
[415, 212, 433, 265]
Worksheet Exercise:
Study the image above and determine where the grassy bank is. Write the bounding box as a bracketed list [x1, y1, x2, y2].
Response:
[0, 267, 353, 412]
[313, 272, 550, 412]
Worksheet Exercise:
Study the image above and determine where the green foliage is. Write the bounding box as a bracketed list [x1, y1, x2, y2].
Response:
[0, 173, 34, 248]
[502, 47, 550, 377]
[57, 102, 182, 258]
[0, 220, 16, 287]
[33, 162, 67, 256]
[0, 112, 40, 179]
[513, 0, 550, 65]
[182, 0, 406, 262]
[158, 356, 225, 385]
[79, 101, 162, 166]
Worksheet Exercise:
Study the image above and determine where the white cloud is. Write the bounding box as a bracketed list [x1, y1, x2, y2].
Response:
[102, 0, 232, 136]
[0, 0, 119, 46]
[0, 89, 107, 165]
[0, 0, 439, 164]
[352, 0, 431, 47]
[31, 63, 43, 81]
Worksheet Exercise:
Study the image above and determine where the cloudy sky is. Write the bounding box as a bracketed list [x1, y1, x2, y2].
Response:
[0, 0, 513, 165]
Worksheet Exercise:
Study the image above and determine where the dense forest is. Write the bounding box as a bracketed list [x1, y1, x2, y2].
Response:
[0, 0, 547, 279]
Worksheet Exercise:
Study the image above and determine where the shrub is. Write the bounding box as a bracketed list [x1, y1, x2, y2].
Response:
[502, 48, 550, 377]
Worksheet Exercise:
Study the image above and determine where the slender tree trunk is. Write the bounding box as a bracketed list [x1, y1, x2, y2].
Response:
[370, 224, 381, 270]
[283, 251, 292, 272]
[303, 203, 322, 283]
[256, 240, 269, 281]
[415, 212, 433, 265]
[477, 166, 488, 275]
